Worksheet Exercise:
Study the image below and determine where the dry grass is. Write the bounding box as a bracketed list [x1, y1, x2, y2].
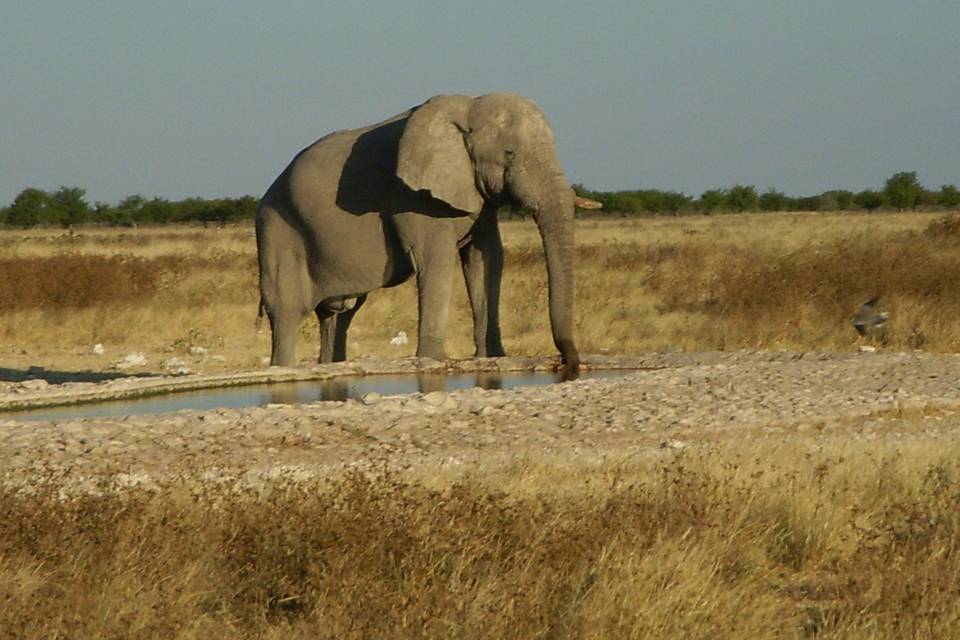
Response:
[2, 211, 959, 372]
[4, 215, 960, 637]
[0, 227, 262, 369]
[2, 435, 959, 638]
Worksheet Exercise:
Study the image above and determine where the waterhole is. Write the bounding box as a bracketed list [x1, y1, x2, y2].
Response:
[9, 370, 633, 422]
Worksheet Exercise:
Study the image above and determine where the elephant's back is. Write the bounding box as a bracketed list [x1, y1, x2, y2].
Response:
[284, 129, 358, 210]
[286, 112, 410, 218]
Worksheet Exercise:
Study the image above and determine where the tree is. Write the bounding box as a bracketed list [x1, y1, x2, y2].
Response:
[854, 189, 883, 213]
[939, 184, 960, 209]
[6, 188, 49, 227]
[118, 194, 145, 215]
[758, 188, 787, 212]
[234, 195, 258, 220]
[725, 184, 758, 212]
[916, 188, 939, 209]
[604, 192, 644, 215]
[819, 190, 853, 211]
[793, 196, 821, 212]
[50, 186, 90, 226]
[140, 197, 177, 223]
[835, 190, 854, 210]
[639, 190, 663, 213]
[883, 171, 923, 211]
[698, 189, 726, 213]
[661, 191, 691, 215]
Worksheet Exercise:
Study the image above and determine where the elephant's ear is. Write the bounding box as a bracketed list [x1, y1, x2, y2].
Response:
[396, 95, 484, 215]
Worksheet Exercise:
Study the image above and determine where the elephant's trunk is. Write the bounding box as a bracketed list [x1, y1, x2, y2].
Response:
[534, 189, 580, 371]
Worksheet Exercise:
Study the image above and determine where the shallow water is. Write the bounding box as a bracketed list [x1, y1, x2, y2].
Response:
[9, 370, 632, 422]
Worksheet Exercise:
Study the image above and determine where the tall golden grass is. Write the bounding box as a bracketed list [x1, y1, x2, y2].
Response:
[2, 433, 958, 638]
[1, 211, 958, 370]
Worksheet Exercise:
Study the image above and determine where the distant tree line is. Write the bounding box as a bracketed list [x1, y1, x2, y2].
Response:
[573, 171, 960, 216]
[0, 187, 257, 228]
[1, 171, 958, 228]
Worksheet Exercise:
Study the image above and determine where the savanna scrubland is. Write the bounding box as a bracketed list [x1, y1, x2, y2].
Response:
[3, 210, 960, 368]
[3, 211, 960, 638]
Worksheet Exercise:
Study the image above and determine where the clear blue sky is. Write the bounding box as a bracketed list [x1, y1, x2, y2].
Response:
[2, 1, 958, 205]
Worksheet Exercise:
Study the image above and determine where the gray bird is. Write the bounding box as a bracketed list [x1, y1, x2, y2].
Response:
[853, 296, 889, 336]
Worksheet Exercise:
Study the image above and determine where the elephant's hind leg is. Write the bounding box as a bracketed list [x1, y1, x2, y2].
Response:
[316, 295, 368, 363]
[332, 295, 366, 361]
[259, 205, 315, 367]
[316, 307, 337, 364]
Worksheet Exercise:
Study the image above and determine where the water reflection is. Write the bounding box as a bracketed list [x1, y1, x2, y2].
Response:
[474, 372, 504, 391]
[318, 378, 351, 402]
[416, 374, 446, 394]
[8, 369, 629, 422]
[265, 386, 307, 405]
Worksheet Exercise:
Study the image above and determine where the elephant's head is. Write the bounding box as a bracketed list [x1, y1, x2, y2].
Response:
[395, 93, 580, 369]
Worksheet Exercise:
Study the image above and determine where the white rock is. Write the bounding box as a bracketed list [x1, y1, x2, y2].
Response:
[389, 331, 409, 346]
[189, 345, 208, 356]
[114, 352, 147, 369]
[161, 358, 192, 375]
[659, 439, 687, 450]
[20, 378, 49, 391]
[858, 345, 877, 353]
[91, 343, 105, 355]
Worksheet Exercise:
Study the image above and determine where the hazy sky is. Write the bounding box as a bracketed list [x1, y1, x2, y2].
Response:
[2, 1, 958, 205]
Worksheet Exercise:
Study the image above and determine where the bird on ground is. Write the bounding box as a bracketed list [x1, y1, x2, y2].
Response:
[852, 296, 889, 337]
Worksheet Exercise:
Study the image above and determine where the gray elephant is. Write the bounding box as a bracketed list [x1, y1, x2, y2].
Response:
[256, 93, 579, 370]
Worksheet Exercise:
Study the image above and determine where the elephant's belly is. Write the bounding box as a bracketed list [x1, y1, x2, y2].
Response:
[308, 212, 412, 296]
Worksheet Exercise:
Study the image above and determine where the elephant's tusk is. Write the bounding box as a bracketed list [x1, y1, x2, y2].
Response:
[573, 196, 602, 210]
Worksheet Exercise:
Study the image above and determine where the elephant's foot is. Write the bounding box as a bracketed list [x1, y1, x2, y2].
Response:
[557, 339, 580, 372]
[270, 355, 296, 367]
[416, 338, 448, 361]
[269, 311, 302, 367]
[487, 340, 506, 358]
[270, 345, 298, 367]
[475, 345, 506, 358]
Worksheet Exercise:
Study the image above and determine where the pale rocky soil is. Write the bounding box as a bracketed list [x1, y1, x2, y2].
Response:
[2, 351, 960, 488]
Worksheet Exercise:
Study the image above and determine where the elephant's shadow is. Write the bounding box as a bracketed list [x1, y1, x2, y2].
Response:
[0, 367, 156, 385]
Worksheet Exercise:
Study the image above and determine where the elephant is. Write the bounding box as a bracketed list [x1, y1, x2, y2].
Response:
[256, 92, 580, 370]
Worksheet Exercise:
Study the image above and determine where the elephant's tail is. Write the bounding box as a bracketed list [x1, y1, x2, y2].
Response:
[255, 297, 267, 334]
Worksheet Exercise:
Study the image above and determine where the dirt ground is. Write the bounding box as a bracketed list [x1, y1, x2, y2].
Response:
[2, 350, 960, 489]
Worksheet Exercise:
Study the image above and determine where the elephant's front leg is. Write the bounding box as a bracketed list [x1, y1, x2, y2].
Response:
[460, 216, 506, 358]
[411, 236, 458, 361]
